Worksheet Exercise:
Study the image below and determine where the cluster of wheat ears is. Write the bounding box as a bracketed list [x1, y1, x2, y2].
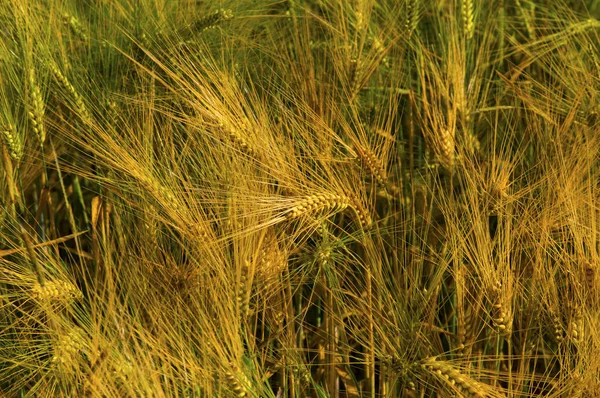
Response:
[1, 0, 600, 397]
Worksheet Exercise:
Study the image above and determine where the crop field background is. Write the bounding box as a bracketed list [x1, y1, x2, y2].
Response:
[1, 0, 600, 396]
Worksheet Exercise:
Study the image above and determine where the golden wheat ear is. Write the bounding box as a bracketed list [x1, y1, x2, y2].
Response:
[48, 62, 91, 122]
[461, 0, 474, 40]
[27, 68, 46, 147]
[31, 279, 83, 304]
[420, 357, 487, 398]
[355, 143, 388, 188]
[285, 193, 351, 221]
[438, 127, 456, 171]
[1, 122, 23, 161]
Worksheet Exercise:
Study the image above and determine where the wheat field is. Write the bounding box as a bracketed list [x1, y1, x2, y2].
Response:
[1, 0, 600, 397]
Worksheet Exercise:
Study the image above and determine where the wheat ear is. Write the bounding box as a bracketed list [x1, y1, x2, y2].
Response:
[255, 238, 287, 287]
[350, 194, 373, 229]
[62, 12, 89, 42]
[490, 280, 512, 336]
[286, 193, 350, 220]
[568, 305, 584, 344]
[21, 224, 45, 287]
[438, 127, 455, 170]
[464, 129, 480, 155]
[31, 279, 83, 304]
[455, 268, 475, 356]
[285, 193, 372, 229]
[548, 307, 565, 343]
[355, 144, 387, 188]
[183, 9, 233, 35]
[237, 260, 251, 319]
[27, 68, 46, 146]
[51, 327, 87, 373]
[48, 62, 91, 122]
[461, 0, 475, 40]
[406, 0, 420, 36]
[218, 122, 259, 158]
[583, 260, 596, 292]
[421, 357, 485, 397]
[225, 364, 251, 397]
[1, 122, 23, 161]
